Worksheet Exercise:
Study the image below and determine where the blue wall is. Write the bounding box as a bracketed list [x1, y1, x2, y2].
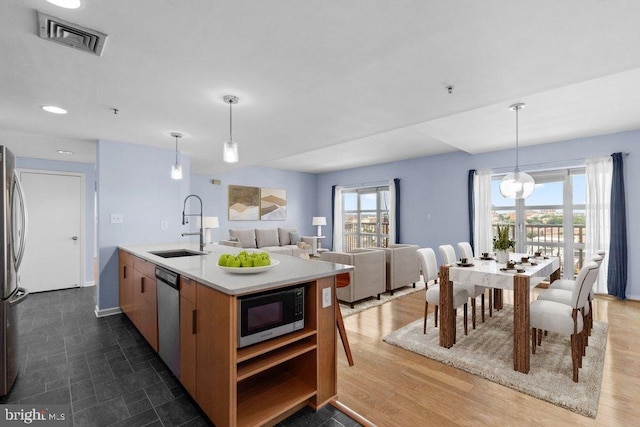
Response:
[16, 157, 96, 285]
[317, 130, 639, 299]
[96, 140, 192, 311]
[190, 166, 319, 243]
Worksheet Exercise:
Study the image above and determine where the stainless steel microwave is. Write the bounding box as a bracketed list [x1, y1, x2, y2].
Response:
[237, 285, 304, 348]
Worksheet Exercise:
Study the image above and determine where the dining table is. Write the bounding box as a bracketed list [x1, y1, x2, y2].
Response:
[438, 253, 560, 374]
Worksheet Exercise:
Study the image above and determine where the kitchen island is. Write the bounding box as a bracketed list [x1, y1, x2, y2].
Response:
[118, 243, 353, 427]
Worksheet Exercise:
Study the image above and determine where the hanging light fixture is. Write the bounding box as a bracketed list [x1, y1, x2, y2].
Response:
[223, 95, 239, 163]
[499, 103, 535, 199]
[170, 132, 183, 180]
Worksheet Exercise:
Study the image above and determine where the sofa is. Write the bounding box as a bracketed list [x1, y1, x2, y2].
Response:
[381, 244, 420, 294]
[219, 227, 318, 256]
[320, 248, 386, 307]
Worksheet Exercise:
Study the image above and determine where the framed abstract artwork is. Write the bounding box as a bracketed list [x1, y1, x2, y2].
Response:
[260, 188, 287, 220]
[228, 185, 260, 220]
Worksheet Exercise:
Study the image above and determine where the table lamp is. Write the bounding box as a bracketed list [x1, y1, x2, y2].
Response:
[312, 216, 326, 237]
[198, 216, 220, 245]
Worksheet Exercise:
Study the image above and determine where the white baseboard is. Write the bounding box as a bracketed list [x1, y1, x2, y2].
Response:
[84, 281, 95, 287]
[94, 305, 122, 317]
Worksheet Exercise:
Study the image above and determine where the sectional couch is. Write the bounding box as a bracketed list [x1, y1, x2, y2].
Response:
[219, 227, 319, 256]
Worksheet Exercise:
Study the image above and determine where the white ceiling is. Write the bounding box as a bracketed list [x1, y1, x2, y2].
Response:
[2, 0, 640, 174]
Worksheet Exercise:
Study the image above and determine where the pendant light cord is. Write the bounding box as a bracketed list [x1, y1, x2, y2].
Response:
[229, 100, 233, 141]
[175, 135, 179, 164]
[515, 106, 519, 171]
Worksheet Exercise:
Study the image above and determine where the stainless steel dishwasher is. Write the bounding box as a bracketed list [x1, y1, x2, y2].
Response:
[155, 266, 180, 378]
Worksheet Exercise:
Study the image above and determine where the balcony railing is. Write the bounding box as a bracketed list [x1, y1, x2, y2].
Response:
[493, 223, 586, 275]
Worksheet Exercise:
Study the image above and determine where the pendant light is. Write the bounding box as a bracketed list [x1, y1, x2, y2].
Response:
[223, 95, 239, 163]
[499, 103, 535, 199]
[170, 132, 183, 180]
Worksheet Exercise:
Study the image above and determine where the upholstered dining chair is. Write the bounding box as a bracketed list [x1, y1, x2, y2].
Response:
[458, 241, 494, 318]
[530, 260, 600, 382]
[457, 242, 474, 260]
[417, 248, 468, 337]
[439, 244, 488, 329]
[537, 253, 603, 340]
[547, 250, 605, 333]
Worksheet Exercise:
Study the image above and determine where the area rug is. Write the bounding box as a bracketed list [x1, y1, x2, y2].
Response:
[383, 305, 607, 418]
[339, 280, 425, 318]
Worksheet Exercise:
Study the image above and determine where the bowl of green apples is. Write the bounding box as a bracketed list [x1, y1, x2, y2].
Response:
[217, 251, 280, 274]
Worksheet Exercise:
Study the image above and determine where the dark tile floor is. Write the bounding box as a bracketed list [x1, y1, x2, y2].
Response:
[1, 287, 361, 427]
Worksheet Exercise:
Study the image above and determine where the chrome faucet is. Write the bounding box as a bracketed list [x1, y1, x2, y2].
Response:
[181, 194, 205, 252]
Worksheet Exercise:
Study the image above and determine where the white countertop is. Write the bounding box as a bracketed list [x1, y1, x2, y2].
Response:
[118, 242, 354, 296]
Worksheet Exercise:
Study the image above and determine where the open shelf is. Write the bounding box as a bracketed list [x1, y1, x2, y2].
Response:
[236, 327, 316, 363]
[237, 368, 316, 427]
[237, 338, 316, 381]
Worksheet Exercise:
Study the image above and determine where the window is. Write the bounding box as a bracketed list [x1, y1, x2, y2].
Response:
[492, 168, 586, 277]
[342, 186, 389, 252]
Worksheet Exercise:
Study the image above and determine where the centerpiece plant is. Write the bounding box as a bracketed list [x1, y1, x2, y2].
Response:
[493, 224, 515, 263]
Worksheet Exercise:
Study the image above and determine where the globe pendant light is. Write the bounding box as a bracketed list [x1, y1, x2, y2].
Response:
[500, 103, 535, 199]
[223, 95, 239, 163]
[170, 132, 183, 180]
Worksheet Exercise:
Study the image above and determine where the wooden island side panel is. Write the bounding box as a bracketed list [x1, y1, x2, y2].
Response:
[196, 283, 236, 427]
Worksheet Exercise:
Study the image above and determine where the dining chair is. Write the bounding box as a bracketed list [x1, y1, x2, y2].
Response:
[417, 248, 468, 338]
[530, 260, 600, 382]
[540, 252, 604, 337]
[439, 244, 487, 329]
[457, 242, 474, 260]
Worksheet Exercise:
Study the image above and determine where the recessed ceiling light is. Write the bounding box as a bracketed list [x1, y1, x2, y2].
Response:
[57, 150, 74, 155]
[42, 105, 67, 114]
[46, 0, 82, 9]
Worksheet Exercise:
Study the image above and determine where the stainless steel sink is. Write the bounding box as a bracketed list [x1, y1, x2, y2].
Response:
[149, 249, 206, 258]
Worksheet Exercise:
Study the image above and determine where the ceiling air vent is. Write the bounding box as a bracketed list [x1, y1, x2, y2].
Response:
[37, 11, 108, 56]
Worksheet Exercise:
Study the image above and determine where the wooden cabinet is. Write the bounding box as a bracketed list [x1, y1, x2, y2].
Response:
[133, 267, 158, 351]
[192, 277, 336, 427]
[179, 276, 197, 398]
[118, 250, 134, 318]
[118, 251, 158, 351]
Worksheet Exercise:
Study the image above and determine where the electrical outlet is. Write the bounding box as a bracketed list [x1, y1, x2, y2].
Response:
[322, 287, 332, 308]
[161, 221, 168, 230]
[110, 213, 123, 224]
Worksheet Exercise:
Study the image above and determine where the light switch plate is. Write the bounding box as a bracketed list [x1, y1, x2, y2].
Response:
[110, 213, 123, 224]
[322, 287, 332, 308]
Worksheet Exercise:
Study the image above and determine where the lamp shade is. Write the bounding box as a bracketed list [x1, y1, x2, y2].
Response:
[223, 140, 238, 163]
[197, 216, 220, 229]
[171, 164, 183, 180]
[499, 170, 535, 199]
[312, 217, 327, 226]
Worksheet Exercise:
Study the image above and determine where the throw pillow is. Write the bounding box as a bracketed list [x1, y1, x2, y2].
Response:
[278, 227, 297, 246]
[229, 229, 257, 248]
[289, 231, 301, 245]
[255, 228, 280, 248]
[228, 236, 238, 242]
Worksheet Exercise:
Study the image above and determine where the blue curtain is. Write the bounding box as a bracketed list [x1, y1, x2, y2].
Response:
[607, 152, 627, 299]
[468, 169, 476, 249]
[394, 178, 400, 243]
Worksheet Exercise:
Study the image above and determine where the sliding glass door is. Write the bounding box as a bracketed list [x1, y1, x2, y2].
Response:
[342, 186, 389, 252]
[492, 168, 586, 277]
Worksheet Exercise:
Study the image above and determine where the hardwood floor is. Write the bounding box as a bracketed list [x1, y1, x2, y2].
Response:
[335, 287, 640, 426]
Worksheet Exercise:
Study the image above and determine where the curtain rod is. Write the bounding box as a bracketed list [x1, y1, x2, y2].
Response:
[334, 179, 392, 189]
[492, 152, 629, 174]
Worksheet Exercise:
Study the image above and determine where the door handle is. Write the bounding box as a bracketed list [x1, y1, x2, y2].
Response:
[72, 236, 78, 241]
[192, 309, 197, 334]
[141, 277, 145, 293]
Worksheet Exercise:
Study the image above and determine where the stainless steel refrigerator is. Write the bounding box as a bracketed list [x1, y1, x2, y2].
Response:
[0, 146, 28, 397]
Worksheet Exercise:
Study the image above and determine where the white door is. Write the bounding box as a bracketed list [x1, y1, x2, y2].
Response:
[19, 170, 84, 293]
